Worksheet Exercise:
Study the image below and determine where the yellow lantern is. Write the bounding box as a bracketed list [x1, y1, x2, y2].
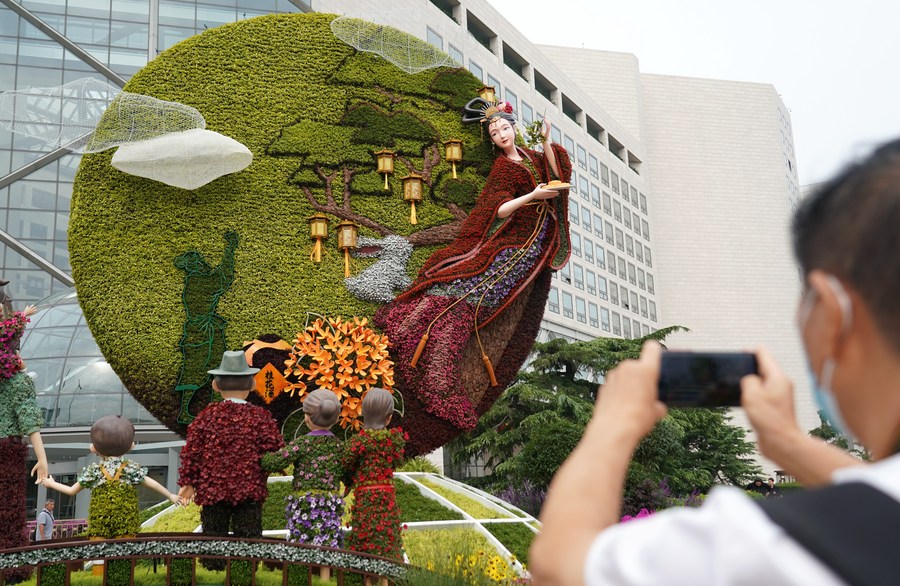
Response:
[477, 85, 497, 103]
[401, 173, 424, 225]
[337, 220, 358, 278]
[374, 148, 395, 190]
[443, 139, 463, 179]
[308, 213, 328, 263]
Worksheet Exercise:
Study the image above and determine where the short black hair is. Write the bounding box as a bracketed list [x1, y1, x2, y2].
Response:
[213, 374, 255, 392]
[793, 138, 900, 352]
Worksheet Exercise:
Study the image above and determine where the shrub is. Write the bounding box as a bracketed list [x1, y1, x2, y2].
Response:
[398, 457, 441, 474]
[483, 522, 536, 566]
[139, 500, 173, 523]
[416, 478, 506, 519]
[393, 478, 463, 522]
[140, 502, 200, 532]
[518, 420, 583, 489]
[492, 481, 545, 518]
[261, 481, 293, 530]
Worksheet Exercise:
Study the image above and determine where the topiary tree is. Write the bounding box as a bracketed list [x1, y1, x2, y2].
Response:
[69, 13, 538, 456]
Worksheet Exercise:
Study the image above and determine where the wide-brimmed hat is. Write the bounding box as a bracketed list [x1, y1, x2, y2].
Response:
[207, 350, 260, 376]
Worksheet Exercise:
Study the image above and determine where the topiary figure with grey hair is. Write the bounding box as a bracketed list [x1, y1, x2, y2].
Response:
[342, 387, 406, 560]
[262, 389, 346, 563]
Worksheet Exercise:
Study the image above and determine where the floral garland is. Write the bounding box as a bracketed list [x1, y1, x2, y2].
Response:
[0, 538, 408, 579]
[284, 317, 394, 430]
[0, 312, 28, 380]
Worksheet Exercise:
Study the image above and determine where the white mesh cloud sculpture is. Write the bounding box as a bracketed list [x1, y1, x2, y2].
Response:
[1, 77, 252, 189]
[0, 77, 206, 153]
[111, 128, 252, 190]
[330, 16, 453, 74]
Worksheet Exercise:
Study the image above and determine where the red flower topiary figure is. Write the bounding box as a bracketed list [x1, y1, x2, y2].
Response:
[343, 388, 406, 560]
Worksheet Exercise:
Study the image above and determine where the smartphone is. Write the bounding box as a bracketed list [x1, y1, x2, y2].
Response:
[657, 351, 758, 407]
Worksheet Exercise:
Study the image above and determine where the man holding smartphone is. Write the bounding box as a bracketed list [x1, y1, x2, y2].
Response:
[530, 139, 900, 585]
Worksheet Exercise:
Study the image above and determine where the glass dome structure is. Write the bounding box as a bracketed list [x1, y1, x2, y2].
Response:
[20, 288, 159, 429]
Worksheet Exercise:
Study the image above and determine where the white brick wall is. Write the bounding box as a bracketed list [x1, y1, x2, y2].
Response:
[639, 74, 820, 472]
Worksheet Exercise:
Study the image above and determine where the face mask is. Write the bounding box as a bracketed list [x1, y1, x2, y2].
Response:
[798, 276, 854, 438]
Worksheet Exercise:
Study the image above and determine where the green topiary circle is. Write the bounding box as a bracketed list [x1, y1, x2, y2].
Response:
[70, 13, 514, 451]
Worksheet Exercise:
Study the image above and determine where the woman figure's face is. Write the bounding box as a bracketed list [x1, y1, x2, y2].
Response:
[488, 118, 516, 151]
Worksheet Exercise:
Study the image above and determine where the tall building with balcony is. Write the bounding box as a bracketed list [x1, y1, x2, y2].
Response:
[0, 0, 811, 508]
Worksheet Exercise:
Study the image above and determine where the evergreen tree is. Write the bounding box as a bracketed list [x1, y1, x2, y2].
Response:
[450, 327, 762, 498]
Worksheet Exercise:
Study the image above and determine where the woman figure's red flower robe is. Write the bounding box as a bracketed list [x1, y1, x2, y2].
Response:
[375, 144, 571, 438]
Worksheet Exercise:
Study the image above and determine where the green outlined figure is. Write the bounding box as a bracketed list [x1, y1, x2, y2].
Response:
[174, 231, 238, 423]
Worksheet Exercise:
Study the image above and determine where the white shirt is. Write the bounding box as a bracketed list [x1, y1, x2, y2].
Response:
[584, 455, 900, 585]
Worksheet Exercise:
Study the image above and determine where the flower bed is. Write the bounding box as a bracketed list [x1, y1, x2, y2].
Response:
[403, 528, 521, 585]
[482, 523, 536, 567]
[414, 478, 510, 520]
[393, 478, 464, 523]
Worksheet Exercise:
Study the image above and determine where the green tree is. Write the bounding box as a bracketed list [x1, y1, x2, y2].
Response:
[449, 327, 684, 487]
[450, 326, 762, 499]
[809, 411, 872, 461]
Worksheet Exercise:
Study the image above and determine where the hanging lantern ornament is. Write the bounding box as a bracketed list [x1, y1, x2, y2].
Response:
[375, 148, 395, 190]
[401, 173, 424, 225]
[308, 213, 329, 264]
[337, 220, 358, 278]
[477, 85, 497, 103]
[443, 139, 463, 179]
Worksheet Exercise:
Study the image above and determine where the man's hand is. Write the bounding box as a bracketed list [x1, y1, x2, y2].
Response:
[592, 341, 667, 445]
[741, 347, 803, 459]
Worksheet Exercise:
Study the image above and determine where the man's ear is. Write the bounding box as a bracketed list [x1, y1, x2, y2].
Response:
[131, 442, 136, 451]
[211, 379, 220, 393]
[89, 443, 97, 454]
[385, 414, 392, 426]
[806, 270, 848, 358]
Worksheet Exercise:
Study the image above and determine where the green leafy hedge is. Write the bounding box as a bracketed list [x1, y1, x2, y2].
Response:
[393, 479, 463, 523]
[482, 523, 535, 566]
[69, 13, 492, 444]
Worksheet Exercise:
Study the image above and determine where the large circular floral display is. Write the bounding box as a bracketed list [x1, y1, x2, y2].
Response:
[70, 13, 547, 456]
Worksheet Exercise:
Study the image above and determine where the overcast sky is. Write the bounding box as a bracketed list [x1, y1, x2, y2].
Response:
[486, 0, 900, 186]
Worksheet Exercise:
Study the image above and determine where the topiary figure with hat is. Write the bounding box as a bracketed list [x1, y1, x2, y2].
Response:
[178, 350, 284, 569]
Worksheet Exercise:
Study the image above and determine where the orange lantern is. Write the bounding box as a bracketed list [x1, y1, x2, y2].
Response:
[375, 148, 395, 190]
[337, 220, 358, 278]
[401, 173, 424, 225]
[308, 213, 328, 263]
[477, 85, 497, 103]
[443, 139, 463, 179]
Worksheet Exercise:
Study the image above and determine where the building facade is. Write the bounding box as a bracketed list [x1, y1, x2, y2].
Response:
[1, 0, 809, 512]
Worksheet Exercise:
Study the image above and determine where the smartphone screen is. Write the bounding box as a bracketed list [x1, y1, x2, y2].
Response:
[658, 351, 758, 407]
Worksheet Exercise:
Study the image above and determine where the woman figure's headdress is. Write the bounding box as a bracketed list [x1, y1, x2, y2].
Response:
[462, 97, 517, 126]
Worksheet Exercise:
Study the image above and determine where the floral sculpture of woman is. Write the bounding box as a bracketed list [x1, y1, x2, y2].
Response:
[375, 99, 571, 435]
[0, 304, 47, 582]
[342, 387, 406, 561]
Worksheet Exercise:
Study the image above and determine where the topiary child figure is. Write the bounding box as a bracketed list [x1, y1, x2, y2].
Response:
[42, 414, 180, 537]
[342, 387, 407, 565]
[262, 388, 345, 582]
[177, 350, 284, 571]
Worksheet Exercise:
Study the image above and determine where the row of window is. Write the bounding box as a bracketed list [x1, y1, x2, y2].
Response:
[557, 261, 655, 318]
[569, 198, 651, 259]
[567, 221, 653, 274]
[425, 26, 643, 189]
[548, 286, 656, 337]
[571, 170, 648, 216]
